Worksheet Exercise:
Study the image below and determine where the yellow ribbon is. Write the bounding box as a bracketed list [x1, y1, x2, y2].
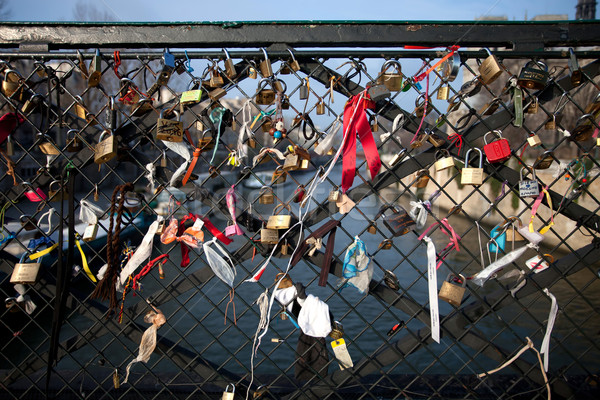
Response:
[529, 187, 554, 234]
[76, 239, 96, 282]
[29, 243, 59, 260]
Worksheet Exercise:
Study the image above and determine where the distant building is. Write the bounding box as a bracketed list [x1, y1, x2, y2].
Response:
[530, 14, 569, 21]
[576, 0, 597, 19]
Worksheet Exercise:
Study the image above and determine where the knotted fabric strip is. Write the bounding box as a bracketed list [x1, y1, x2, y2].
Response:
[224, 185, 243, 237]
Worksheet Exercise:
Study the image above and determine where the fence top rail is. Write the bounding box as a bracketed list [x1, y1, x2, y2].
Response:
[1, 21, 599, 51]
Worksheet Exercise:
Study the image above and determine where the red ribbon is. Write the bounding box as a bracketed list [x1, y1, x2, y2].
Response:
[341, 94, 381, 193]
[178, 213, 232, 268]
[113, 51, 122, 78]
[132, 254, 169, 290]
[0, 113, 25, 144]
[448, 132, 464, 156]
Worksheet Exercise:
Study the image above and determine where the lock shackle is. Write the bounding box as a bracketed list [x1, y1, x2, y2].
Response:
[19, 251, 32, 264]
[258, 185, 273, 195]
[273, 203, 291, 215]
[159, 109, 181, 121]
[526, 60, 548, 72]
[260, 47, 269, 61]
[108, 96, 115, 111]
[74, 95, 85, 106]
[222, 48, 232, 60]
[98, 129, 112, 142]
[483, 130, 503, 144]
[272, 78, 287, 93]
[200, 128, 213, 140]
[4, 69, 21, 82]
[501, 216, 523, 230]
[66, 128, 79, 138]
[519, 166, 536, 181]
[476, 47, 494, 66]
[287, 48, 298, 62]
[381, 59, 401, 73]
[415, 93, 428, 107]
[441, 52, 460, 82]
[464, 148, 483, 168]
[225, 383, 235, 393]
[435, 149, 451, 160]
[542, 254, 555, 263]
[36, 132, 53, 142]
[257, 77, 273, 91]
[188, 77, 202, 90]
[576, 113, 594, 125]
[49, 180, 62, 192]
[445, 273, 466, 288]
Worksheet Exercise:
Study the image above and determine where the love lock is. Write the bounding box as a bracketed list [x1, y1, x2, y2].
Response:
[519, 167, 540, 198]
[438, 273, 466, 306]
[483, 130, 511, 163]
[517, 61, 549, 90]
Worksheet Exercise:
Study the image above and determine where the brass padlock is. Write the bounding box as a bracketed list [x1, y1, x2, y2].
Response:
[527, 134, 542, 147]
[438, 274, 466, 306]
[259, 48, 273, 78]
[66, 129, 83, 152]
[329, 321, 344, 340]
[571, 113, 596, 142]
[222, 384, 235, 400]
[461, 148, 484, 186]
[48, 180, 68, 202]
[21, 94, 43, 114]
[283, 152, 300, 171]
[379, 60, 403, 91]
[273, 78, 286, 94]
[517, 61, 549, 90]
[503, 217, 525, 242]
[88, 49, 102, 88]
[38, 134, 60, 155]
[367, 223, 377, 234]
[414, 93, 433, 118]
[316, 100, 325, 115]
[534, 151, 554, 170]
[568, 48, 583, 87]
[267, 204, 292, 230]
[525, 96, 539, 114]
[410, 133, 427, 149]
[2, 69, 24, 99]
[83, 223, 98, 242]
[11, 253, 41, 284]
[370, 115, 379, 132]
[198, 129, 215, 150]
[223, 49, 237, 78]
[427, 132, 445, 147]
[208, 87, 227, 101]
[328, 188, 340, 203]
[544, 114, 560, 130]
[131, 98, 153, 117]
[259, 186, 274, 204]
[389, 149, 406, 167]
[479, 97, 501, 116]
[156, 110, 183, 142]
[94, 130, 117, 164]
[209, 65, 224, 87]
[437, 83, 449, 100]
[247, 136, 257, 148]
[434, 149, 455, 172]
[271, 166, 287, 184]
[378, 239, 393, 250]
[261, 116, 273, 133]
[280, 240, 289, 255]
[415, 170, 430, 188]
[478, 48, 503, 85]
[255, 78, 276, 105]
[294, 145, 311, 169]
[260, 226, 279, 244]
[281, 94, 290, 110]
[248, 65, 258, 79]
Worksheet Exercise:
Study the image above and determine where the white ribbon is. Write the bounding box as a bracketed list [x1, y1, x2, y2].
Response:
[541, 288, 558, 372]
[314, 117, 342, 155]
[38, 208, 55, 234]
[203, 237, 236, 287]
[252, 148, 285, 167]
[423, 236, 440, 343]
[79, 199, 106, 225]
[409, 201, 429, 229]
[237, 100, 253, 159]
[118, 218, 161, 287]
[145, 163, 156, 193]
[471, 243, 536, 287]
[162, 140, 191, 187]
[11, 284, 36, 314]
[380, 113, 405, 142]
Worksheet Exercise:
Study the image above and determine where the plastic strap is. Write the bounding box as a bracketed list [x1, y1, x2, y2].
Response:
[422, 236, 440, 343]
[75, 239, 96, 282]
[541, 288, 558, 372]
[529, 186, 554, 233]
[29, 242, 59, 260]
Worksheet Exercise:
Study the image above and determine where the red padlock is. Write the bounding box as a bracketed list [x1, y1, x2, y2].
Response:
[483, 130, 511, 163]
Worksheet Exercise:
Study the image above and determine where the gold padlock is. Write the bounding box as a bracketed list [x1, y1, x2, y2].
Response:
[259, 186, 274, 204]
[38, 134, 60, 155]
[259, 48, 273, 78]
[415, 170, 430, 188]
[283, 152, 300, 171]
[156, 109, 183, 142]
[271, 166, 287, 184]
[525, 96, 539, 114]
[367, 222, 377, 234]
[286, 48, 301, 72]
[267, 204, 292, 230]
[223, 49, 237, 78]
[527, 134, 542, 147]
[11, 253, 41, 284]
[2, 69, 24, 100]
[316, 100, 325, 115]
[389, 149, 406, 167]
[94, 130, 117, 164]
[438, 273, 466, 306]
[461, 148, 484, 186]
[208, 87, 227, 101]
[434, 149, 455, 172]
[502, 217, 525, 242]
[255, 78, 276, 105]
[534, 151, 554, 170]
[379, 60, 403, 91]
[198, 129, 215, 150]
[378, 239, 393, 250]
[427, 132, 445, 147]
[222, 383, 235, 400]
[370, 115, 379, 132]
[88, 49, 102, 88]
[21, 94, 43, 114]
[66, 129, 83, 152]
[260, 226, 279, 244]
[478, 48, 503, 85]
[479, 97, 501, 116]
[410, 133, 427, 149]
[328, 188, 340, 203]
[48, 180, 67, 202]
[437, 83, 449, 100]
[414, 93, 432, 118]
[261, 116, 273, 133]
[209, 64, 224, 87]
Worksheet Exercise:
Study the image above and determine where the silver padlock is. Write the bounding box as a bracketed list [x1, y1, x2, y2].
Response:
[519, 167, 540, 198]
[222, 383, 235, 400]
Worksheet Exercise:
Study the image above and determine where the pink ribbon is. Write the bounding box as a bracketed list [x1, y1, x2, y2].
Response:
[224, 185, 243, 237]
[418, 218, 461, 269]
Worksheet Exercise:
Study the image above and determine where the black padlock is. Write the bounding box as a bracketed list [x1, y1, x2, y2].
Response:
[517, 61, 549, 91]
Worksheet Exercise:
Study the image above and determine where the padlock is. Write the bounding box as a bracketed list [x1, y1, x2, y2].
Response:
[198, 129, 215, 150]
[519, 167, 540, 198]
[280, 240, 289, 255]
[260, 225, 279, 244]
[248, 65, 258, 79]
[378, 239, 393, 250]
[478, 48, 503, 85]
[434, 150, 455, 172]
[2, 69, 23, 98]
[180, 89, 203, 104]
[525, 96, 539, 114]
[441, 51, 460, 82]
[410, 133, 427, 149]
[525, 254, 554, 273]
[299, 79, 309, 100]
[568, 48, 583, 87]
[426, 132, 445, 147]
[415, 170, 430, 188]
[414, 93, 433, 118]
[483, 130, 511, 163]
[88, 49, 102, 88]
[329, 321, 344, 340]
[438, 274, 466, 306]
[5, 134, 14, 156]
[23, 183, 46, 202]
[157, 49, 176, 86]
[66, 129, 83, 152]
[160, 150, 167, 167]
[283, 152, 300, 171]
[156, 110, 183, 142]
[255, 78, 276, 105]
[367, 222, 377, 234]
[379, 60, 403, 91]
[21, 94, 43, 114]
[502, 216, 525, 242]
[258, 186, 274, 204]
[286, 48, 301, 72]
[378, 205, 416, 237]
[479, 97, 501, 116]
[38, 134, 60, 155]
[316, 100, 325, 115]
[367, 82, 390, 102]
[328, 188, 340, 203]
[94, 130, 117, 164]
[11, 253, 41, 284]
[208, 87, 227, 101]
[294, 145, 310, 169]
[370, 115, 379, 132]
[281, 94, 290, 110]
[461, 148, 484, 186]
[209, 65, 224, 87]
[222, 48, 237, 78]
[517, 61, 549, 90]
[534, 151, 554, 170]
[271, 166, 287, 184]
[389, 149, 406, 167]
[527, 134, 542, 147]
[259, 48, 273, 78]
[267, 204, 292, 230]
[437, 83, 449, 100]
[262, 116, 273, 133]
[222, 384, 235, 400]
[48, 180, 68, 202]
[570, 113, 596, 142]
[20, 214, 38, 230]
[273, 79, 286, 94]
[83, 223, 98, 242]
[131, 98, 153, 117]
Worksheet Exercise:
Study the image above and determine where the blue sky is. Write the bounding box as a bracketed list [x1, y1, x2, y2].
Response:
[4, 0, 579, 22]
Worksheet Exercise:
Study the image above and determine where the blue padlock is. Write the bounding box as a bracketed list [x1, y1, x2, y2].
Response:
[488, 225, 506, 254]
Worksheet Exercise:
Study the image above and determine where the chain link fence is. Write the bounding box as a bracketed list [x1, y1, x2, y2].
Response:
[0, 22, 599, 400]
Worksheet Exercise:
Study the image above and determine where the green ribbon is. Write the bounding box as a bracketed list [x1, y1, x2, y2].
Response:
[513, 88, 523, 128]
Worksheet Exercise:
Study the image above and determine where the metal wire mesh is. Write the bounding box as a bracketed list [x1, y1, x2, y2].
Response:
[0, 24, 600, 400]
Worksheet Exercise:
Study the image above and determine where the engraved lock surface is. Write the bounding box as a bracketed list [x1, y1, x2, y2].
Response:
[380, 60, 403, 91]
[519, 168, 540, 197]
[222, 384, 235, 400]
[48, 180, 67, 202]
[461, 148, 484, 185]
[11, 253, 41, 284]
[367, 82, 390, 102]
[437, 84, 449, 100]
[259, 48, 273, 78]
[255, 78, 276, 105]
[438, 274, 466, 306]
[260, 227, 279, 244]
[283, 153, 300, 171]
[94, 130, 117, 164]
[527, 134, 542, 147]
[156, 110, 183, 142]
[483, 131, 511, 163]
[66, 129, 82, 152]
[478, 48, 503, 85]
[517, 61, 549, 90]
[434, 150, 455, 172]
[259, 187, 274, 204]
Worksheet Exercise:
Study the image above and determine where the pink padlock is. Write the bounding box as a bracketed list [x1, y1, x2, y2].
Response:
[23, 182, 46, 202]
